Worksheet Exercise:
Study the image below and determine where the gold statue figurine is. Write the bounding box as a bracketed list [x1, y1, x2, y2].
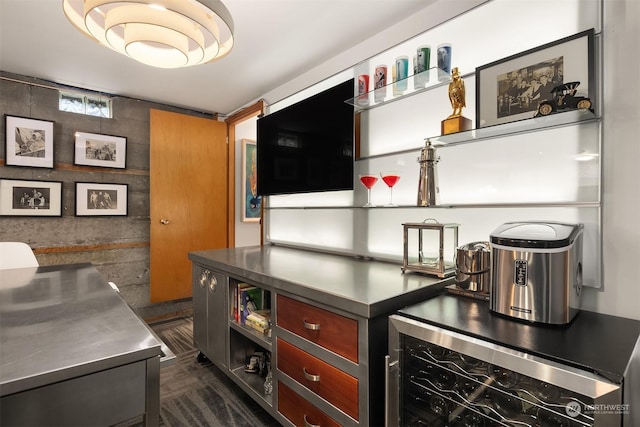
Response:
[441, 66, 471, 135]
[448, 67, 465, 118]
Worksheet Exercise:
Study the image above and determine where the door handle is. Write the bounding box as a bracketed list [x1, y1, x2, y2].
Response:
[385, 354, 400, 427]
[160, 218, 170, 225]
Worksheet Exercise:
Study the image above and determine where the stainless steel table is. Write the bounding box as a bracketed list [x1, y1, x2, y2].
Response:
[0, 263, 163, 427]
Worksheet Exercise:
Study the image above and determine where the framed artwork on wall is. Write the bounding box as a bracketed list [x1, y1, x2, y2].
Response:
[476, 28, 595, 128]
[4, 115, 55, 168]
[74, 131, 127, 168]
[75, 182, 128, 216]
[241, 139, 261, 223]
[0, 179, 62, 217]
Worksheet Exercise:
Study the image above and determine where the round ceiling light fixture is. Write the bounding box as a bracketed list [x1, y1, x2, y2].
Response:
[62, 0, 234, 69]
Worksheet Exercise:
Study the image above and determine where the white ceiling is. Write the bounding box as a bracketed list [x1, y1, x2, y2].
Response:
[0, 0, 435, 116]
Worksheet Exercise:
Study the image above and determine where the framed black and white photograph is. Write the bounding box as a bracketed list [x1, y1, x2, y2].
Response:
[476, 29, 595, 128]
[0, 179, 62, 217]
[4, 115, 55, 168]
[75, 182, 128, 216]
[74, 131, 127, 168]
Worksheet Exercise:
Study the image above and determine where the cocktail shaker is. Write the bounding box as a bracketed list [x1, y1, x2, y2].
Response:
[417, 139, 439, 206]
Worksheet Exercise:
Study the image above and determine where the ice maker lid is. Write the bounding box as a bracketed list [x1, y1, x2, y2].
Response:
[490, 221, 583, 249]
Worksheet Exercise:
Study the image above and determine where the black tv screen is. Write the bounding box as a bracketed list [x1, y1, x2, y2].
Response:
[257, 79, 354, 196]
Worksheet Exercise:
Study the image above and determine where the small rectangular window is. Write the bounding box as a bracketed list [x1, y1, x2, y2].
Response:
[59, 91, 112, 118]
[86, 95, 111, 118]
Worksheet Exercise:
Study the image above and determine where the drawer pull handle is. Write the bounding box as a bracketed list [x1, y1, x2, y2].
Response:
[304, 414, 320, 427]
[303, 367, 321, 382]
[304, 320, 320, 331]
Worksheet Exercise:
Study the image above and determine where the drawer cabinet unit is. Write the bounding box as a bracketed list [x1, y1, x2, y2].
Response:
[189, 246, 449, 426]
[277, 338, 359, 420]
[277, 294, 358, 363]
[278, 381, 342, 427]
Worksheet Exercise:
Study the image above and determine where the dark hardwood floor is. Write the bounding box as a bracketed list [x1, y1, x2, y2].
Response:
[118, 317, 281, 427]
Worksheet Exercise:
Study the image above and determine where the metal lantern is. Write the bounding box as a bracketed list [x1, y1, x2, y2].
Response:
[401, 219, 459, 278]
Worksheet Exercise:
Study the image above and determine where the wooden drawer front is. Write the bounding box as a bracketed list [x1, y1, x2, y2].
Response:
[277, 339, 359, 420]
[277, 294, 358, 363]
[278, 381, 342, 427]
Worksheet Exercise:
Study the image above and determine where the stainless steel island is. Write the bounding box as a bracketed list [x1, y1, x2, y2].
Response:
[189, 245, 453, 426]
[0, 263, 163, 427]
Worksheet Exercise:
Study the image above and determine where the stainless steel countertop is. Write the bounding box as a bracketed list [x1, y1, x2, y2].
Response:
[0, 263, 162, 396]
[189, 245, 452, 318]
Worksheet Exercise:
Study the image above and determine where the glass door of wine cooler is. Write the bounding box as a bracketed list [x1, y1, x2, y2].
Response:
[386, 315, 621, 427]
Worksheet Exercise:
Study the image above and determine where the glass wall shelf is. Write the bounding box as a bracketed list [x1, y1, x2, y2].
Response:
[345, 66, 452, 111]
[357, 109, 600, 161]
[433, 109, 600, 147]
[264, 201, 600, 210]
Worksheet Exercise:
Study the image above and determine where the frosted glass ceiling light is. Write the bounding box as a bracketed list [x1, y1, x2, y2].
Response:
[62, 0, 234, 69]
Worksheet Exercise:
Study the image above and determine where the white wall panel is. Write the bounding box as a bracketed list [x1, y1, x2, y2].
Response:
[259, 0, 640, 319]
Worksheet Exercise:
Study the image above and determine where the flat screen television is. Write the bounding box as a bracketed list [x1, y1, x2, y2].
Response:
[257, 78, 354, 196]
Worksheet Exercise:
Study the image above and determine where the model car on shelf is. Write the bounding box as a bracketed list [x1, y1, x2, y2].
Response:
[534, 81, 593, 117]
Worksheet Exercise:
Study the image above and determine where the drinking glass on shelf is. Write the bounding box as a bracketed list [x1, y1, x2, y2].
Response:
[380, 171, 401, 207]
[359, 174, 378, 207]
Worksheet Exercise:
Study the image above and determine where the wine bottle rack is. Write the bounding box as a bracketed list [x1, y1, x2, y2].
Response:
[401, 335, 595, 427]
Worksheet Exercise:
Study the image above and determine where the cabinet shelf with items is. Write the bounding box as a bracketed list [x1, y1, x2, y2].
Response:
[345, 66, 453, 111]
[228, 278, 273, 407]
[229, 328, 273, 407]
[229, 280, 272, 349]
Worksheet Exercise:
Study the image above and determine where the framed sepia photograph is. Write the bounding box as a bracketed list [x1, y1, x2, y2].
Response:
[74, 131, 127, 168]
[75, 182, 128, 216]
[4, 115, 55, 168]
[0, 179, 62, 217]
[476, 29, 595, 128]
[241, 139, 261, 222]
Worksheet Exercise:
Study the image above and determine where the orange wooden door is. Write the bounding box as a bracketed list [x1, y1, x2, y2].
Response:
[150, 109, 228, 303]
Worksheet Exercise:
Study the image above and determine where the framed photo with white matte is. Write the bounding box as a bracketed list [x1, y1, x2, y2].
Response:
[75, 182, 128, 216]
[4, 115, 55, 168]
[74, 131, 127, 168]
[0, 179, 62, 217]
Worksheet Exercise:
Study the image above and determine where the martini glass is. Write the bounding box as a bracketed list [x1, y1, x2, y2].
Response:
[380, 171, 401, 207]
[359, 174, 378, 207]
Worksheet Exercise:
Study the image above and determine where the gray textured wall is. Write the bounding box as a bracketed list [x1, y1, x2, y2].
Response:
[0, 72, 209, 319]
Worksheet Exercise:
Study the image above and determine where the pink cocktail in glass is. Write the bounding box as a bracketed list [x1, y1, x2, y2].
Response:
[380, 171, 400, 207]
[359, 174, 378, 207]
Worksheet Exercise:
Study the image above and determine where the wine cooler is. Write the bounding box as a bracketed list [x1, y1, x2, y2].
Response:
[386, 315, 623, 427]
